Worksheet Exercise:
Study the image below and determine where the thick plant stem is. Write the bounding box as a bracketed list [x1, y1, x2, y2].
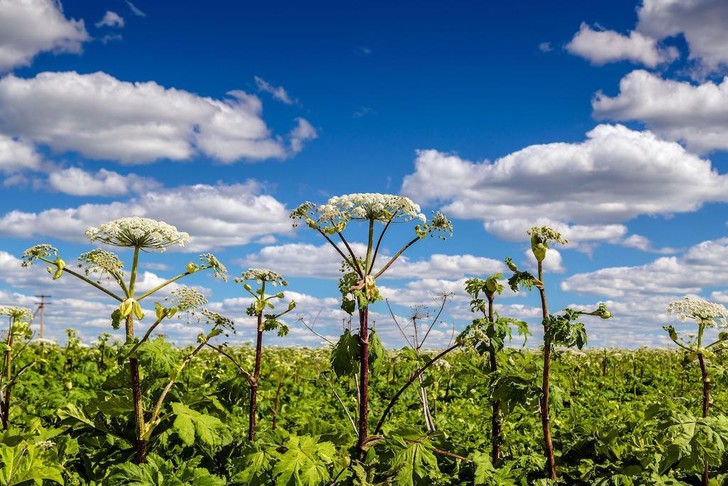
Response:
[537, 261, 557, 481]
[2, 325, 14, 430]
[248, 313, 264, 441]
[698, 352, 710, 486]
[126, 313, 146, 464]
[356, 307, 370, 460]
[487, 295, 502, 464]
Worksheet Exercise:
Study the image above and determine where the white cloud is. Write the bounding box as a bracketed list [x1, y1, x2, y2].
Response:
[0, 71, 315, 164]
[561, 237, 728, 298]
[538, 42, 552, 53]
[0, 134, 41, 173]
[566, 23, 677, 67]
[288, 118, 317, 154]
[241, 242, 503, 280]
[594, 70, 728, 153]
[401, 125, 728, 244]
[48, 167, 159, 196]
[0, 181, 294, 250]
[0, 0, 89, 72]
[254, 76, 294, 105]
[124, 0, 145, 18]
[637, 0, 728, 75]
[621, 234, 678, 254]
[95, 11, 124, 28]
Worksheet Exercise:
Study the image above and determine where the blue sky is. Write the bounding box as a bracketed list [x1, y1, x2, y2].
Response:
[1, 0, 727, 348]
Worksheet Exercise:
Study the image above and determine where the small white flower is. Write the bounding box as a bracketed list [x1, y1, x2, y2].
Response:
[667, 296, 728, 328]
[236, 268, 288, 286]
[86, 217, 190, 251]
[0, 306, 32, 322]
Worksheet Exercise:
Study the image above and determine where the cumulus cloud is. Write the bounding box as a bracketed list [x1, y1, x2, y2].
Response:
[254, 76, 295, 105]
[561, 237, 728, 298]
[637, 0, 728, 75]
[241, 242, 503, 281]
[0, 71, 316, 164]
[621, 234, 678, 254]
[401, 125, 728, 244]
[95, 11, 124, 28]
[47, 167, 160, 196]
[566, 23, 678, 67]
[594, 70, 728, 153]
[0, 134, 41, 174]
[0, 181, 294, 250]
[0, 0, 89, 72]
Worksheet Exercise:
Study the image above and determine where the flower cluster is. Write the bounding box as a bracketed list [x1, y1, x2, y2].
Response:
[0, 306, 32, 322]
[20, 244, 58, 267]
[170, 287, 208, 312]
[199, 309, 235, 331]
[78, 249, 124, 279]
[291, 193, 427, 233]
[237, 268, 287, 286]
[667, 296, 728, 328]
[528, 226, 567, 262]
[85, 217, 190, 251]
[200, 253, 227, 281]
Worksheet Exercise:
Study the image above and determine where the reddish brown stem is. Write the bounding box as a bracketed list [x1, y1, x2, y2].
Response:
[487, 294, 501, 464]
[248, 314, 264, 441]
[538, 279, 557, 481]
[698, 353, 710, 486]
[2, 326, 14, 430]
[356, 307, 370, 460]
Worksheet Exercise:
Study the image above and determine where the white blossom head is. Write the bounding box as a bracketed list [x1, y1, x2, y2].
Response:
[21, 244, 58, 267]
[667, 296, 728, 328]
[199, 253, 227, 281]
[291, 193, 426, 233]
[78, 249, 124, 279]
[237, 268, 288, 287]
[169, 287, 208, 312]
[85, 217, 190, 251]
[0, 306, 32, 323]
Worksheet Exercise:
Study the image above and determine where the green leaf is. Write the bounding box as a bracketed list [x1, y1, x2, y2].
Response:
[170, 402, 225, 447]
[331, 329, 360, 377]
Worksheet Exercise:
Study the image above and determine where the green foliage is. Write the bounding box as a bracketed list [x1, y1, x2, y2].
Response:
[0, 441, 65, 485]
[170, 402, 226, 447]
[545, 309, 588, 349]
[105, 454, 225, 485]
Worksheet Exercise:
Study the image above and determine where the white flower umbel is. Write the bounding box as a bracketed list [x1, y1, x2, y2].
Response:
[0, 306, 32, 323]
[237, 268, 287, 286]
[667, 296, 728, 328]
[78, 248, 125, 280]
[86, 217, 190, 251]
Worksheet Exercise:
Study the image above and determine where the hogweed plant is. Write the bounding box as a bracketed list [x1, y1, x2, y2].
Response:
[460, 274, 529, 464]
[291, 193, 452, 460]
[209, 268, 295, 441]
[506, 226, 611, 480]
[0, 306, 33, 429]
[21, 217, 229, 463]
[664, 296, 728, 486]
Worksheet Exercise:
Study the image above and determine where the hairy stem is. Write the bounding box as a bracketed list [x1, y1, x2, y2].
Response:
[249, 312, 264, 441]
[1, 321, 14, 430]
[537, 261, 556, 480]
[356, 307, 370, 460]
[698, 350, 710, 486]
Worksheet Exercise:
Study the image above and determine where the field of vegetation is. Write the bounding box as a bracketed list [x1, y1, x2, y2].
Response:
[2, 196, 727, 485]
[0, 340, 727, 485]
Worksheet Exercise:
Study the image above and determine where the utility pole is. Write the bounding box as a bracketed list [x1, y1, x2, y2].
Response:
[33, 295, 51, 338]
